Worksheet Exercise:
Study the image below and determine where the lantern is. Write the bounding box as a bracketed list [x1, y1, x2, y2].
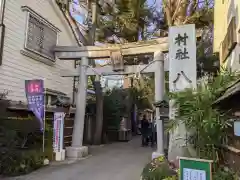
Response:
[153, 100, 169, 119]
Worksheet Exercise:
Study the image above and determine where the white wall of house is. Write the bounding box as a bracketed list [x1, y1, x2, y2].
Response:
[227, 0, 240, 36]
[227, 0, 240, 71]
[0, 0, 77, 102]
[224, 45, 240, 71]
[220, 0, 240, 70]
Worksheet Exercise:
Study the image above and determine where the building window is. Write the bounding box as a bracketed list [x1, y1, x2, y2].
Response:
[22, 6, 60, 62]
[221, 16, 237, 62]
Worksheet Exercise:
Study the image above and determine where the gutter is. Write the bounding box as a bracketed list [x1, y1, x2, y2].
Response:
[56, 1, 92, 103]
[56, 1, 82, 46]
[0, 0, 6, 66]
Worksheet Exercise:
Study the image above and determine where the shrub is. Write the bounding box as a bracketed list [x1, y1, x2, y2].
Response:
[141, 156, 178, 180]
[212, 167, 239, 180]
[0, 149, 45, 176]
[0, 92, 52, 176]
[169, 70, 240, 163]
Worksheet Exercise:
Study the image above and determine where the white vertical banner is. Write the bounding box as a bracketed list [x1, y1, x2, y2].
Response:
[53, 112, 65, 153]
[169, 24, 197, 92]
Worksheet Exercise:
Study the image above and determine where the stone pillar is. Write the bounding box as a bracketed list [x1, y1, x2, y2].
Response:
[152, 51, 165, 159]
[66, 57, 88, 159]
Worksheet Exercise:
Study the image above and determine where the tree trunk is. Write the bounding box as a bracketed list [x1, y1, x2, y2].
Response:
[89, 2, 104, 145]
[93, 80, 104, 145]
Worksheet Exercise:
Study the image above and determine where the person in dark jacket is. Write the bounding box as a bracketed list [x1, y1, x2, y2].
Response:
[150, 118, 157, 147]
[141, 115, 149, 146]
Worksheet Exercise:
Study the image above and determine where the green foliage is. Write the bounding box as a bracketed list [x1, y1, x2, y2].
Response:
[197, 53, 219, 78]
[141, 156, 178, 180]
[0, 149, 44, 176]
[0, 119, 52, 176]
[44, 122, 54, 161]
[130, 74, 155, 110]
[0, 94, 52, 176]
[212, 167, 239, 180]
[169, 70, 240, 162]
[97, 0, 153, 42]
[103, 88, 129, 129]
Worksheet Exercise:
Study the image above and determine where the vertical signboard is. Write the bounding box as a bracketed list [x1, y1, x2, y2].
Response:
[179, 157, 212, 180]
[25, 79, 45, 131]
[168, 24, 197, 161]
[53, 112, 65, 153]
[169, 24, 197, 92]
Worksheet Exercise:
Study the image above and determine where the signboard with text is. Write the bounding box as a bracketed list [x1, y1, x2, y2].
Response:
[25, 79, 45, 131]
[179, 157, 213, 180]
[53, 112, 65, 153]
[169, 24, 197, 92]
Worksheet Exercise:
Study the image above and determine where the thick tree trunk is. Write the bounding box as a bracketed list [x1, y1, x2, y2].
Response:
[88, 2, 104, 145]
[93, 80, 104, 145]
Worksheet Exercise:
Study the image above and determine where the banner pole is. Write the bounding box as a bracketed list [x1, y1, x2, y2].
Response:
[42, 88, 46, 153]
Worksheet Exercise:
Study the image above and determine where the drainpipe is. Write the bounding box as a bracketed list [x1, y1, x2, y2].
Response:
[0, 0, 6, 66]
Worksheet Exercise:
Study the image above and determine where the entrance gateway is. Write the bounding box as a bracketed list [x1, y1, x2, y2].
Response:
[54, 37, 168, 159]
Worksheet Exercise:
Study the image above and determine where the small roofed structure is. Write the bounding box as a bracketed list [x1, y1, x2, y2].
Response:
[51, 89, 96, 113]
[153, 95, 169, 118]
[213, 78, 240, 107]
[213, 78, 240, 172]
[51, 95, 71, 107]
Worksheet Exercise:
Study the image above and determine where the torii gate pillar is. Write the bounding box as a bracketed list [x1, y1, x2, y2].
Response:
[152, 51, 165, 159]
[66, 57, 89, 159]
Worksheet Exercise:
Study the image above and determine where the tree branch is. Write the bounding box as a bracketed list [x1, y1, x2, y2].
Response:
[162, 0, 173, 26]
[174, 0, 189, 25]
[188, 0, 198, 17]
[171, 0, 183, 22]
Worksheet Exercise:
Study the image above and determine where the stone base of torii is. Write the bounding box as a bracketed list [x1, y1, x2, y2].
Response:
[54, 37, 169, 160]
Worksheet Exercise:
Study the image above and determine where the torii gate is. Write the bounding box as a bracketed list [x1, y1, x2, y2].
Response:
[54, 37, 168, 159]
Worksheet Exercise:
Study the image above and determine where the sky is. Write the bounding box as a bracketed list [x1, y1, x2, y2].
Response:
[148, 0, 160, 8]
[70, 0, 160, 25]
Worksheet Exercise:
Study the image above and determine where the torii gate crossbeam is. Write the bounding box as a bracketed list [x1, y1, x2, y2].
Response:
[54, 37, 168, 160]
[60, 64, 169, 77]
[54, 37, 168, 59]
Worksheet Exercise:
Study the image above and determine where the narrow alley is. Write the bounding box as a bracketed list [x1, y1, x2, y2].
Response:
[9, 138, 152, 180]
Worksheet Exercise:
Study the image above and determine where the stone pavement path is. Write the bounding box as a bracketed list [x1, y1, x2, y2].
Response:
[8, 137, 152, 180]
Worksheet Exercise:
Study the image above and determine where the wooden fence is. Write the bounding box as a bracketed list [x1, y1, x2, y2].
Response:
[3, 101, 95, 149]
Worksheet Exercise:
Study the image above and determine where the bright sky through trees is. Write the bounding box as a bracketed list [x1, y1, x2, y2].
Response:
[70, 0, 160, 87]
[71, 0, 159, 26]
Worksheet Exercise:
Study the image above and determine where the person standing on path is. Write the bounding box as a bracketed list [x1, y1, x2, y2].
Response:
[150, 117, 157, 147]
[141, 115, 149, 146]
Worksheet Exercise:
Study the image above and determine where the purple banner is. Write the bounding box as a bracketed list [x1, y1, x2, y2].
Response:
[25, 79, 45, 131]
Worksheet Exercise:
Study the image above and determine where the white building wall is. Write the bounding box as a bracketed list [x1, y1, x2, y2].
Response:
[0, 0, 77, 102]
[223, 0, 240, 70]
[225, 45, 240, 71]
